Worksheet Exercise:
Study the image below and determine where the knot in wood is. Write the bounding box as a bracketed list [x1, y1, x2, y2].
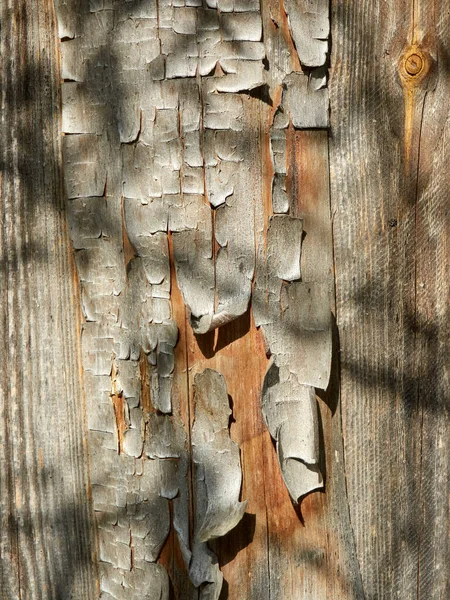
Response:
[399, 47, 431, 87]
[405, 53, 423, 76]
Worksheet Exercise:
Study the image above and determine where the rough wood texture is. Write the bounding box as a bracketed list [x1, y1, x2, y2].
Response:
[3, 0, 448, 598]
[330, 0, 450, 598]
[0, 1, 97, 597]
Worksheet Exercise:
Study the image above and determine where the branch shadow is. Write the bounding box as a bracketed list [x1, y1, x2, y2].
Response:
[2, 1, 448, 600]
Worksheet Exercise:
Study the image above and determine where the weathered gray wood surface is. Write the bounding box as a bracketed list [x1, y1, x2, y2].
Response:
[1, 0, 448, 599]
[0, 0, 97, 597]
[330, 0, 450, 598]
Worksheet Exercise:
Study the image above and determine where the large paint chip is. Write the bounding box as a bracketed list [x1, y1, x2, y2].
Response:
[189, 369, 247, 598]
[192, 369, 247, 542]
[283, 72, 329, 129]
[262, 359, 323, 502]
[283, 0, 329, 67]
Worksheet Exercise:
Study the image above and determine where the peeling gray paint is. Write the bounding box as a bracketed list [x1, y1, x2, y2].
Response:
[192, 369, 247, 543]
[254, 121, 332, 504]
[190, 369, 247, 597]
[254, 240, 331, 501]
[262, 359, 323, 501]
[283, 0, 330, 67]
[56, 0, 332, 592]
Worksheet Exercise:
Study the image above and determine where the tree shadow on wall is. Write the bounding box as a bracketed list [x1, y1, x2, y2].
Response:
[2, 1, 449, 600]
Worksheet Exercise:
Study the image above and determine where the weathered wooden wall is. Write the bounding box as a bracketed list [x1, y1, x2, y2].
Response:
[0, 1, 97, 597]
[1, 1, 448, 599]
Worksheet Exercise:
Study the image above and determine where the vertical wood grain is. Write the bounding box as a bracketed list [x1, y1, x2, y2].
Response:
[0, 1, 97, 597]
[330, 0, 449, 597]
[3, 0, 448, 598]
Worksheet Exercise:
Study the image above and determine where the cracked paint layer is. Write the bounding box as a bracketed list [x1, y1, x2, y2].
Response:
[253, 215, 331, 501]
[56, 0, 333, 593]
[283, 0, 330, 67]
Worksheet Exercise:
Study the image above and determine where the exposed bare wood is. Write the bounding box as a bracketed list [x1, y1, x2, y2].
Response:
[0, 0, 97, 597]
[330, 0, 450, 597]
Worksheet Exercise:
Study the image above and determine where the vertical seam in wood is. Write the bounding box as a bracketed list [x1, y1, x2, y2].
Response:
[414, 87, 429, 600]
[329, 130, 367, 600]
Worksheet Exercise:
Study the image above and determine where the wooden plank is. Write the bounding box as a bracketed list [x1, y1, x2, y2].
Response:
[183, 55, 362, 600]
[183, 294, 272, 600]
[330, 0, 449, 597]
[253, 1, 365, 596]
[14, 0, 446, 599]
[0, 1, 97, 597]
[180, 93, 273, 600]
[54, 3, 267, 597]
[260, 128, 364, 600]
